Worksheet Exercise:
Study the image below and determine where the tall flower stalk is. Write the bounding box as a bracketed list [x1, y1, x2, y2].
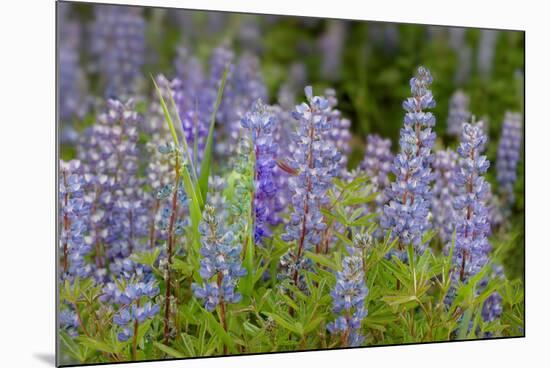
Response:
[60, 160, 91, 279]
[327, 236, 369, 347]
[280, 86, 341, 288]
[381, 66, 436, 255]
[496, 112, 523, 208]
[192, 204, 246, 354]
[432, 149, 459, 244]
[241, 99, 280, 245]
[450, 122, 491, 288]
[446, 91, 470, 138]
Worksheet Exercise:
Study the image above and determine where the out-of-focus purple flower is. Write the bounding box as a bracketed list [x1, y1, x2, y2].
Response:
[448, 28, 472, 85]
[325, 89, 352, 170]
[477, 30, 499, 80]
[78, 99, 148, 275]
[447, 90, 471, 138]
[60, 160, 92, 280]
[60, 308, 80, 337]
[432, 149, 459, 244]
[496, 112, 523, 207]
[361, 134, 393, 206]
[319, 21, 347, 81]
[90, 5, 146, 98]
[327, 238, 368, 347]
[277, 62, 307, 110]
[381, 66, 436, 255]
[192, 205, 246, 312]
[58, 4, 87, 124]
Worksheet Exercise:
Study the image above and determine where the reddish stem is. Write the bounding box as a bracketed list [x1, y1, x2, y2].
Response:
[163, 156, 180, 344]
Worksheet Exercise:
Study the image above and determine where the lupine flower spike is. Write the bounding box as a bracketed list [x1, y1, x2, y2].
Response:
[496, 112, 523, 209]
[327, 233, 369, 347]
[381, 66, 436, 256]
[280, 86, 341, 289]
[447, 122, 492, 304]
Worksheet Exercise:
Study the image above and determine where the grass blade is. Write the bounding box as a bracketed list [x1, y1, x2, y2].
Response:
[198, 65, 230, 206]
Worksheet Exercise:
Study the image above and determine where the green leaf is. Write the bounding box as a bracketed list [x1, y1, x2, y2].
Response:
[200, 304, 238, 354]
[264, 312, 303, 335]
[151, 75, 179, 148]
[78, 336, 117, 354]
[153, 341, 185, 358]
[305, 251, 338, 270]
[457, 308, 473, 339]
[59, 331, 86, 362]
[136, 319, 153, 345]
[198, 65, 229, 205]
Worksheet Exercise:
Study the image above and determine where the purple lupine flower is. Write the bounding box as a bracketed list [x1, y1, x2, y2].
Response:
[496, 112, 523, 207]
[449, 122, 492, 292]
[110, 279, 160, 341]
[318, 21, 347, 81]
[192, 205, 246, 312]
[481, 265, 504, 324]
[58, 3, 87, 126]
[477, 30, 499, 80]
[78, 99, 148, 273]
[446, 90, 471, 138]
[448, 28, 472, 85]
[381, 66, 436, 255]
[59, 308, 80, 337]
[280, 86, 342, 286]
[361, 134, 393, 213]
[277, 62, 307, 110]
[241, 100, 281, 244]
[327, 239, 368, 347]
[218, 51, 268, 157]
[432, 149, 459, 244]
[325, 89, 352, 170]
[90, 5, 146, 98]
[60, 160, 92, 280]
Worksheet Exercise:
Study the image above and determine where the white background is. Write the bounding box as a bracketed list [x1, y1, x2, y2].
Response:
[0, 0, 547, 367]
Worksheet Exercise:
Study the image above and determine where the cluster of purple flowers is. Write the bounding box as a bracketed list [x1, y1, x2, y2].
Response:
[60, 160, 92, 280]
[327, 238, 369, 347]
[90, 5, 146, 98]
[241, 100, 282, 244]
[361, 134, 393, 216]
[192, 205, 246, 312]
[77, 99, 148, 279]
[381, 66, 436, 254]
[496, 112, 523, 207]
[449, 122, 492, 288]
[431, 149, 459, 244]
[280, 86, 342, 284]
[59, 309, 80, 338]
[325, 89, 352, 169]
[446, 90, 471, 138]
[481, 265, 505, 323]
[58, 3, 87, 125]
[104, 277, 160, 341]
